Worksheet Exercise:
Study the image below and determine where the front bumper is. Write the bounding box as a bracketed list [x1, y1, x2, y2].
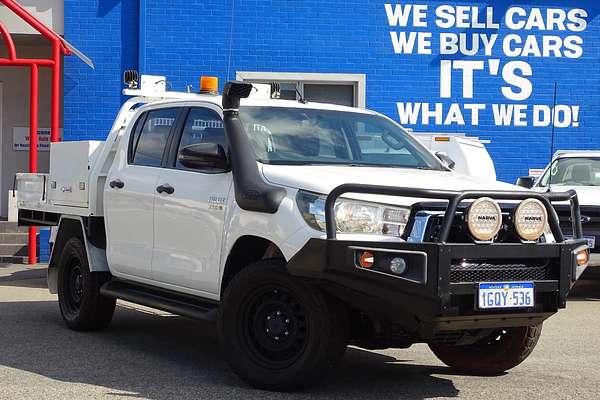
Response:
[288, 183, 588, 339]
[287, 238, 586, 337]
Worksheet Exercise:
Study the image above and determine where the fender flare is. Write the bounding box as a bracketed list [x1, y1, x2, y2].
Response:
[47, 215, 108, 294]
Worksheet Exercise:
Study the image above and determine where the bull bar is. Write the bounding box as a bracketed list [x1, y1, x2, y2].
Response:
[324, 184, 584, 242]
[287, 185, 587, 336]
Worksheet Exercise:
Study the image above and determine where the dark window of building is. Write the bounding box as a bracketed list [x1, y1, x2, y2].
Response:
[304, 84, 354, 107]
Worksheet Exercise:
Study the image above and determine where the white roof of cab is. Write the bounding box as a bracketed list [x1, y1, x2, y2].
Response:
[122, 88, 374, 114]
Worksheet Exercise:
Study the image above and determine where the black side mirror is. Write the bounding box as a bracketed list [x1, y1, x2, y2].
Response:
[435, 151, 456, 170]
[516, 176, 536, 189]
[178, 143, 229, 170]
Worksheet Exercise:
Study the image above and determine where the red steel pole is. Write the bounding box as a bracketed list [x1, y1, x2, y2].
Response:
[0, 0, 72, 265]
[0, 59, 54, 66]
[0, 23, 16, 60]
[28, 64, 39, 264]
[51, 42, 60, 142]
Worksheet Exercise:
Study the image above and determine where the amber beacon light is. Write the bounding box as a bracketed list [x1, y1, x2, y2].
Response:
[200, 76, 219, 94]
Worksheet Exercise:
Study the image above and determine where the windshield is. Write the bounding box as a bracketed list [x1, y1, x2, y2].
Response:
[238, 106, 445, 170]
[539, 157, 600, 186]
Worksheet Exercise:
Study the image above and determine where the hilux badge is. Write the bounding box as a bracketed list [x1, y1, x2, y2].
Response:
[208, 196, 226, 210]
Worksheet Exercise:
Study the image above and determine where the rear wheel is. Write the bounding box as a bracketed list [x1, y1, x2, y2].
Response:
[57, 237, 116, 331]
[429, 324, 542, 375]
[218, 259, 348, 391]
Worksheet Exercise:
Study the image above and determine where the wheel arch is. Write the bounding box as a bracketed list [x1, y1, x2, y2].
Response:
[48, 216, 108, 294]
[220, 235, 285, 296]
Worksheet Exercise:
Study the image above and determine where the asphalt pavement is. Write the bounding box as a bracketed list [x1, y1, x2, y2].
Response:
[1, 264, 599, 400]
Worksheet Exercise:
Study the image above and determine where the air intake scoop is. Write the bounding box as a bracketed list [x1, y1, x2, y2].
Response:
[222, 81, 286, 213]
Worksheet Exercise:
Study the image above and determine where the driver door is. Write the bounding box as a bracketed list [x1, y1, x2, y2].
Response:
[151, 105, 232, 296]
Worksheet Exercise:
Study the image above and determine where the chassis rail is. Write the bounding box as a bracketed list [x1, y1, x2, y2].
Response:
[324, 184, 583, 242]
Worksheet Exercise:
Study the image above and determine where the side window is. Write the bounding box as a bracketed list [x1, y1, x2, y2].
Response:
[128, 113, 147, 163]
[131, 108, 179, 167]
[175, 107, 225, 169]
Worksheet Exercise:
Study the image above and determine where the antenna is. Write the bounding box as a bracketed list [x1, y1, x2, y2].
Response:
[547, 82, 558, 192]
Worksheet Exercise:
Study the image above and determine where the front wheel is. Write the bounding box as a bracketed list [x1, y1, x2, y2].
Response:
[57, 237, 116, 331]
[429, 324, 542, 375]
[218, 259, 348, 391]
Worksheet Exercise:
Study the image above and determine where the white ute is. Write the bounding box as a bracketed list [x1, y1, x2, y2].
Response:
[518, 150, 600, 271]
[17, 76, 589, 391]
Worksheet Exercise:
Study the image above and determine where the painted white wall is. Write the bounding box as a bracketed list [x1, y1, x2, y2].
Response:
[0, 0, 64, 35]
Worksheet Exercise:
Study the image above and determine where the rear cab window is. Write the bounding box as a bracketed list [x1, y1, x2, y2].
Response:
[129, 108, 180, 167]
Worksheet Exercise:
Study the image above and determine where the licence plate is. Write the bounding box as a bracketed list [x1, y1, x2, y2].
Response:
[478, 282, 534, 309]
[566, 235, 595, 249]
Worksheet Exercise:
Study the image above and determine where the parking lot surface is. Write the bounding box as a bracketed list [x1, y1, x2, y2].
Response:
[1, 264, 599, 400]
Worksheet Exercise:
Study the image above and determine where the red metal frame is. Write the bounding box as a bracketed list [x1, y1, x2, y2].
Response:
[1, 0, 72, 264]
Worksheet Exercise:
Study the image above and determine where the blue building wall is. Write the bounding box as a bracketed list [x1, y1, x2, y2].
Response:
[64, 0, 138, 141]
[64, 1, 600, 183]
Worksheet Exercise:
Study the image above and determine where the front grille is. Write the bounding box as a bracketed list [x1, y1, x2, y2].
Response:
[419, 209, 526, 245]
[449, 260, 558, 283]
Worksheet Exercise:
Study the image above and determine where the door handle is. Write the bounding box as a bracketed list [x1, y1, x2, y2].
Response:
[156, 184, 175, 195]
[109, 179, 125, 189]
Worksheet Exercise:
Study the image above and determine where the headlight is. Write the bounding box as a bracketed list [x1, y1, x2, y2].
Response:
[514, 198, 548, 241]
[466, 197, 502, 241]
[296, 190, 410, 236]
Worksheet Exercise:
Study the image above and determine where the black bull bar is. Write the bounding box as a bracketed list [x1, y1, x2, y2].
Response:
[324, 184, 584, 242]
[288, 185, 587, 333]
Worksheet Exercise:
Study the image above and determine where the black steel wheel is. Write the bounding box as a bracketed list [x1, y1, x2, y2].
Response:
[62, 262, 84, 315]
[429, 324, 542, 375]
[218, 259, 348, 391]
[242, 286, 309, 370]
[57, 237, 116, 331]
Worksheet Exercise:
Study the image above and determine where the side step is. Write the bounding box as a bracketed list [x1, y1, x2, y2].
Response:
[100, 280, 218, 322]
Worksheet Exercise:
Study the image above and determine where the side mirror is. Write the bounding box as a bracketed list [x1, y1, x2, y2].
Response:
[178, 143, 229, 170]
[435, 151, 456, 170]
[516, 176, 536, 189]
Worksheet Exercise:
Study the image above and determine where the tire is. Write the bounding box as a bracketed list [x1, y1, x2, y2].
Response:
[218, 259, 348, 391]
[57, 237, 116, 331]
[429, 324, 542, 375]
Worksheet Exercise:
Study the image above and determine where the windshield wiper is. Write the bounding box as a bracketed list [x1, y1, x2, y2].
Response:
[261, 160, 441, 170]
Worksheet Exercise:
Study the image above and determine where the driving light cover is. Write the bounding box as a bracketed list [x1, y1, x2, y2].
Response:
[296, 191, 410, 236]
[467, 197, 502, 241]
[514, 198, 548, 241]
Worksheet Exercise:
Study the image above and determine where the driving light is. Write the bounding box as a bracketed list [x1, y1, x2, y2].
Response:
[389, 257, 407, 275]
[467, 197, 502, 241]
[123, 69, 139, 89]
[514, 198, 548, 241]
